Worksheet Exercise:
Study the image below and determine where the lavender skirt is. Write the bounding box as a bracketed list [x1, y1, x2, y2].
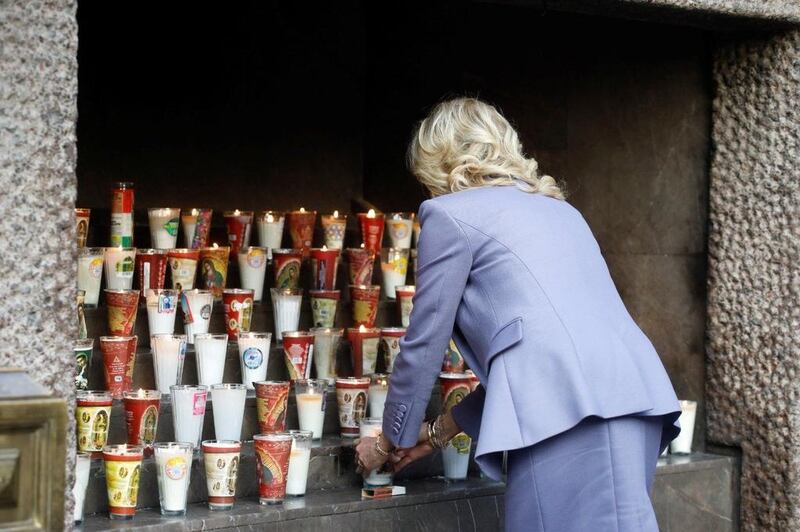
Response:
[504, 415, 663, 532]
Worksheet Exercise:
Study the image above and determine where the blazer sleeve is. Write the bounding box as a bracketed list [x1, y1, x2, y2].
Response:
[382, 200, 472, 448]
[451, 385, 485, 440]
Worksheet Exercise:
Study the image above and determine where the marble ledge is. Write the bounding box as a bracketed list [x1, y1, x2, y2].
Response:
[80, 477, 505, 531]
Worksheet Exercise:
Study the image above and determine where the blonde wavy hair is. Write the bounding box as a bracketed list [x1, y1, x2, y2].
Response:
[407, 98, 564, 200]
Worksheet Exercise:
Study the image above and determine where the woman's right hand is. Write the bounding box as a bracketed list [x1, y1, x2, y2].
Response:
[389, 441, 435, 472]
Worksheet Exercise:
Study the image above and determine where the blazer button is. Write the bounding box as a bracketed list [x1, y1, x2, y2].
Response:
[399, 405, 407, 412]
[392, 422, 401, 430]
[393, 427, 400, 434]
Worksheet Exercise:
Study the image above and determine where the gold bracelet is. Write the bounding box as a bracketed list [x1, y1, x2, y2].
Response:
[374, 432, 390, 457]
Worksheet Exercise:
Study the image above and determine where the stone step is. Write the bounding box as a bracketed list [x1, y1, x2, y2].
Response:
[82, 433, 463, 517]
[82, 385, 447, 515]
[79, 453, 737, 531]
[83, 295, 404, 351]
[81, 475, 505, 532]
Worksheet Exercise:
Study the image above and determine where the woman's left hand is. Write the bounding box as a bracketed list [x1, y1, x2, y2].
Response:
[354, 436, 389, 475]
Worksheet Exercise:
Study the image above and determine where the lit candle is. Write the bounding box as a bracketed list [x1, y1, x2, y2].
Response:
[322, 211, 348, 250]
[122, 389, 161, 452]
[310, 246, 340, 290]
[358, 210, 385, 254]
[347, 324, 381, 377]
[257, 211, 285, 251]
[224, 210, 254, 256]
[287, 209, 318, 257]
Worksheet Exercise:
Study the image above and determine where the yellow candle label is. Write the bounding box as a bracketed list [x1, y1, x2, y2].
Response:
[105, 459, 142, 509]
[76, 405, 111, 452]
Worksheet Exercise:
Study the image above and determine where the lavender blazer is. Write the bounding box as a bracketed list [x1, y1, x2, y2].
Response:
[383, 185, 681, 480]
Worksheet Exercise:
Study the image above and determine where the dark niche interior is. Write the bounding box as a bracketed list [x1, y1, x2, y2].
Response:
[77, 0, 711, 449]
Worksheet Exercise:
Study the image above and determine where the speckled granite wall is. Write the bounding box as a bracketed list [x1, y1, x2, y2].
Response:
[0, 0, 78, 528]
[706, 29, 800, 531]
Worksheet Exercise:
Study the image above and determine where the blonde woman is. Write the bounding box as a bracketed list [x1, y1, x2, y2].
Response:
[355, 98, 680, 531]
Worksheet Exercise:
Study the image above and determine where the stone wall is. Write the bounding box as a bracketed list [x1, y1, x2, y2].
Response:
[706, 29, 800, 531]
[0, 0, 78, 528]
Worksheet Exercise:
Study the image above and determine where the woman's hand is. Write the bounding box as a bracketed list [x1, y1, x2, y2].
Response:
[390, 441, 435, 472]
[354, 434, 391, 475]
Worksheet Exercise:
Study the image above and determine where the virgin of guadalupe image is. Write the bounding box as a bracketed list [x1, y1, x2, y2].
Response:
[128, 465, 141, 506]
[141, 406, 158, 444]
[353, 392, 367, 423]
[227, 455, 239, 494]
[202, 260, 223, 289]
[92, 410, 109, 449]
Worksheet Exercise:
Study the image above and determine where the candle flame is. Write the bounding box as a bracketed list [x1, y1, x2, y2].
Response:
[233, 209, 241, 216]
[360, 243, 365, 249]
[299, 207, 306, 213]
[322, 245, 327, 251]
[137, 388, 145, 397]
[191, 208, 199, 216]
[367, 209, 376, 218]
[359, 324, 367, 333]
[333, 210, 339, 218]
[212, 242, 219, 249]
[266, 213, 274, 223]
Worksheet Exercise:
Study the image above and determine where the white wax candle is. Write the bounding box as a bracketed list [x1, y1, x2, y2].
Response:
[149, 208, 180, 249]
[195, 335, 228, 386]
[146, 291, 177, 335]
[155, 444, 193, 513]
[172, 387, 206, 447]
[296, 392, 325, 439]
[359, 422, 392, 486]
[312, 333, 338, 380]
[237, 335, 271, 389]
[72, 454, 90, 523]
[77, 252, 104, 306]
[442, 434, 471, 480]
[182, 290, 213, 344]
[211, 386, 246, 440]
[272, 293, 302, 341]
[368, 385, 388, 419]
[385, 218, 413, 249]
[670, 400, 697, 454]
[151, 334, 186, 394]
[104, 247, 136, 290]
[257, 215, 285, 249]
[238, 249, 267, 302]
[285, 446, 311, 496]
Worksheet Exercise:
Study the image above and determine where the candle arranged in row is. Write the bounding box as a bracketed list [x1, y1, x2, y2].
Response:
[76, 182, 421, 254]
[79, 242, 417, 308]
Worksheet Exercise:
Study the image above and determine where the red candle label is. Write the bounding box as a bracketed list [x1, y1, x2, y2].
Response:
[287, 212, 317, 256]
[225, 213, 253, 256]
[223, 291, 254, 339]
[311, 248, 340, 290]
[255, 382, 290, 433]
[358, 213, 385, 254]
[282, 335, 313, 380]
[123, 398, 160, 447]
[346, 249, 374, 285]
[255, 438, 292, 501]
[350, 286, 380, 328]
[439, 375, 473, 414]
[167, 249, 199, 291]
[273, 252, 302, 290]
[136, 253, 168, 295]
[106, 291, 140, 336]
[101, 338, 137, 398]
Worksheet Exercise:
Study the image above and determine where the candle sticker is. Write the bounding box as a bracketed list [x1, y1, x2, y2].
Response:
[243, 347, 264, 370]
[192, 391, 207, 416]
[165, 456, 188, 481]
